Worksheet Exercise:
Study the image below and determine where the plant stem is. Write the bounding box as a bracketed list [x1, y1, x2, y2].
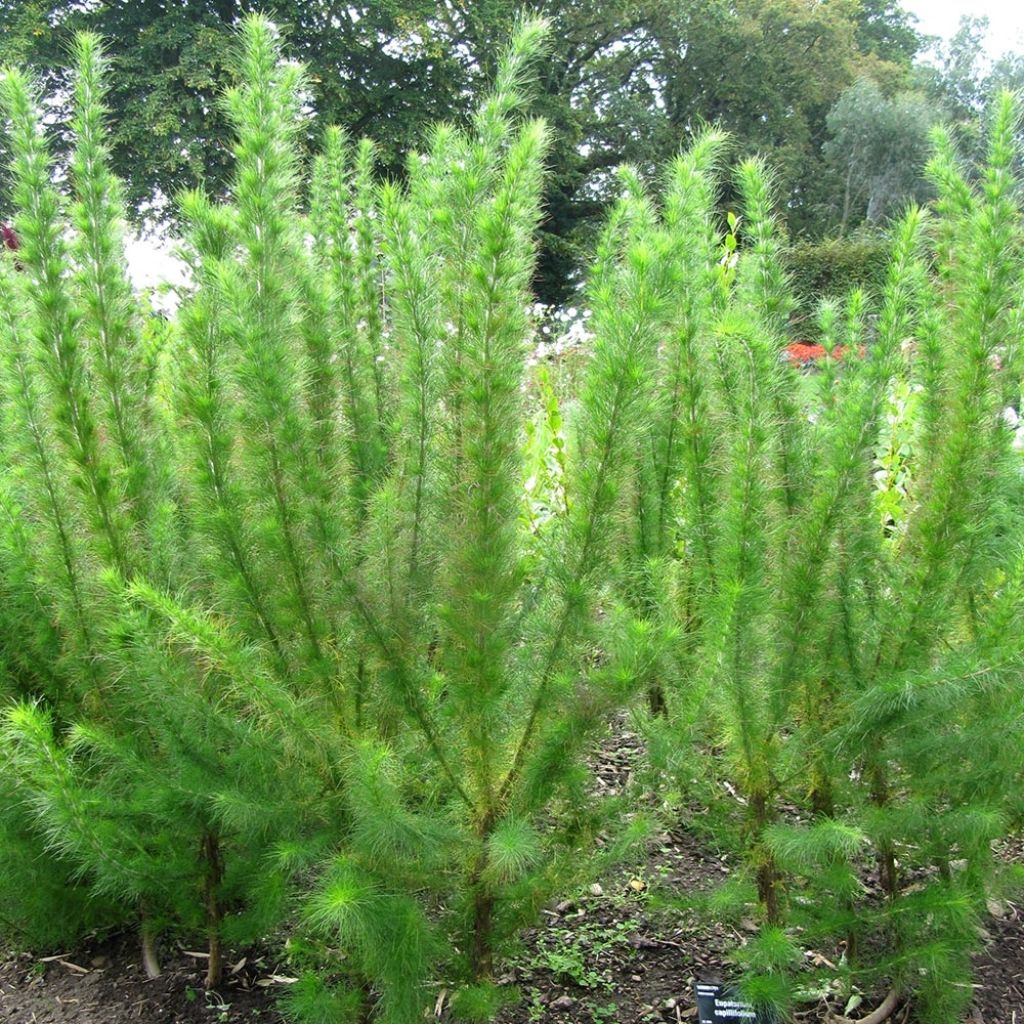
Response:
[749, 790, 781, 925]
[140, 910, 161, 980]
[202, 831, 224, 989]
[868, 762, 897, 898]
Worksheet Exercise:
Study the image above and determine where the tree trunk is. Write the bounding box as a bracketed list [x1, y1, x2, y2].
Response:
[840, 165, 854, 238]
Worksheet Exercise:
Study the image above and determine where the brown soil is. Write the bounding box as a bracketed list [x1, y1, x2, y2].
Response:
[0, 936, 287, 1023]
[4, 866, 1019, 1024]
[970, 836, 1024, 1023]
[2, 727, 1021, 1023]
[492, 824, 751, 1024]
[491, 828, 1024, 1024]
[972, 900, 1024, 1023]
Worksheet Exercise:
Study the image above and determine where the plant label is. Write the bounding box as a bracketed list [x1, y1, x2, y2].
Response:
[695, 982, 762, 1023]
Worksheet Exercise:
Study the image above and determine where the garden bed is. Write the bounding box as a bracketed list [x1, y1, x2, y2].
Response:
[2, 843, 1020, 1024]
[3, 732, 1021, 1024]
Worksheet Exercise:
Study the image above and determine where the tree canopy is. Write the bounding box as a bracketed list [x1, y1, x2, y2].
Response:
[0, 0, 1000, 301]
[824, 77, 935, 233]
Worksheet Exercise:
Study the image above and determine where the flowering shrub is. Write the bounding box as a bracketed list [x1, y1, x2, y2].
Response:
[783, 340, 857, 364]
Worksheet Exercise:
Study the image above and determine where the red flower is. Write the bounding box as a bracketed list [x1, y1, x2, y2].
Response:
[783, 341, 862, 366]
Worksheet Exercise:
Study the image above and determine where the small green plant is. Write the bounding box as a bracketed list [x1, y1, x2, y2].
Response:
[520, 916, 638, 993]
[530, 941, 604, 991]
[526, 987, 546, 1023]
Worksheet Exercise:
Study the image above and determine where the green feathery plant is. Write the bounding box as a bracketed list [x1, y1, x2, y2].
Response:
[0, 26, 347, 989]
[2, 15, 1022, 1024]
[291, 20, 667, 1017]
[620, 95, 1024, 1020]
[0, 16, 659, 1021]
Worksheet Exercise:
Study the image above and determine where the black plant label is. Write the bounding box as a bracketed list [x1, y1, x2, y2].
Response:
[695, 982, 764, 1023]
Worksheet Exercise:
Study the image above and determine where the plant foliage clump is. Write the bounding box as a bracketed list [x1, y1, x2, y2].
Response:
[0, 14, 659, 1017]
[620, 89, 1024, 1023]
[0, 14, 1022, 1024]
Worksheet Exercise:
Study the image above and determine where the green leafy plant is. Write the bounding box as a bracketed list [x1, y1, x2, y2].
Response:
[0, 14, 659, 1021]
[615, 91, 1024, 1022]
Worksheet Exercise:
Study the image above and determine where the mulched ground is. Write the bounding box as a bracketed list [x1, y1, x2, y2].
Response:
[0, 937, 291, 1023]
[972, 900, 1024, 1023]
[492, 830, 1024, 1024]
[2, 727, 1022, 1023]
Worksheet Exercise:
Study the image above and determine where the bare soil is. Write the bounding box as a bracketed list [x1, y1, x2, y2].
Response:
[0, 936, 287, 1023]
[491, 827, 1024, 1024]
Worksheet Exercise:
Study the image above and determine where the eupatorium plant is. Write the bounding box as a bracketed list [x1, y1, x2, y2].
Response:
[621, 92, 1024, 1022]
[0, 14, 1021, 1024]
[0, 16, 658, 1021]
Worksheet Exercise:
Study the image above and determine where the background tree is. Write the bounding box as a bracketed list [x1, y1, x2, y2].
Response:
[0, 1, 461, 214]
[653, 0, 899, 235]
[911, 16, 1024, 178]
[916, 15, 991, 126]
[0, 0, 935, 304]
[823, 77, 935, 233]
[854, 0, 925, 67]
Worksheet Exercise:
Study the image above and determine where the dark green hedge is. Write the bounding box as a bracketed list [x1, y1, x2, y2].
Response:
[787, 234, 891, 308]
